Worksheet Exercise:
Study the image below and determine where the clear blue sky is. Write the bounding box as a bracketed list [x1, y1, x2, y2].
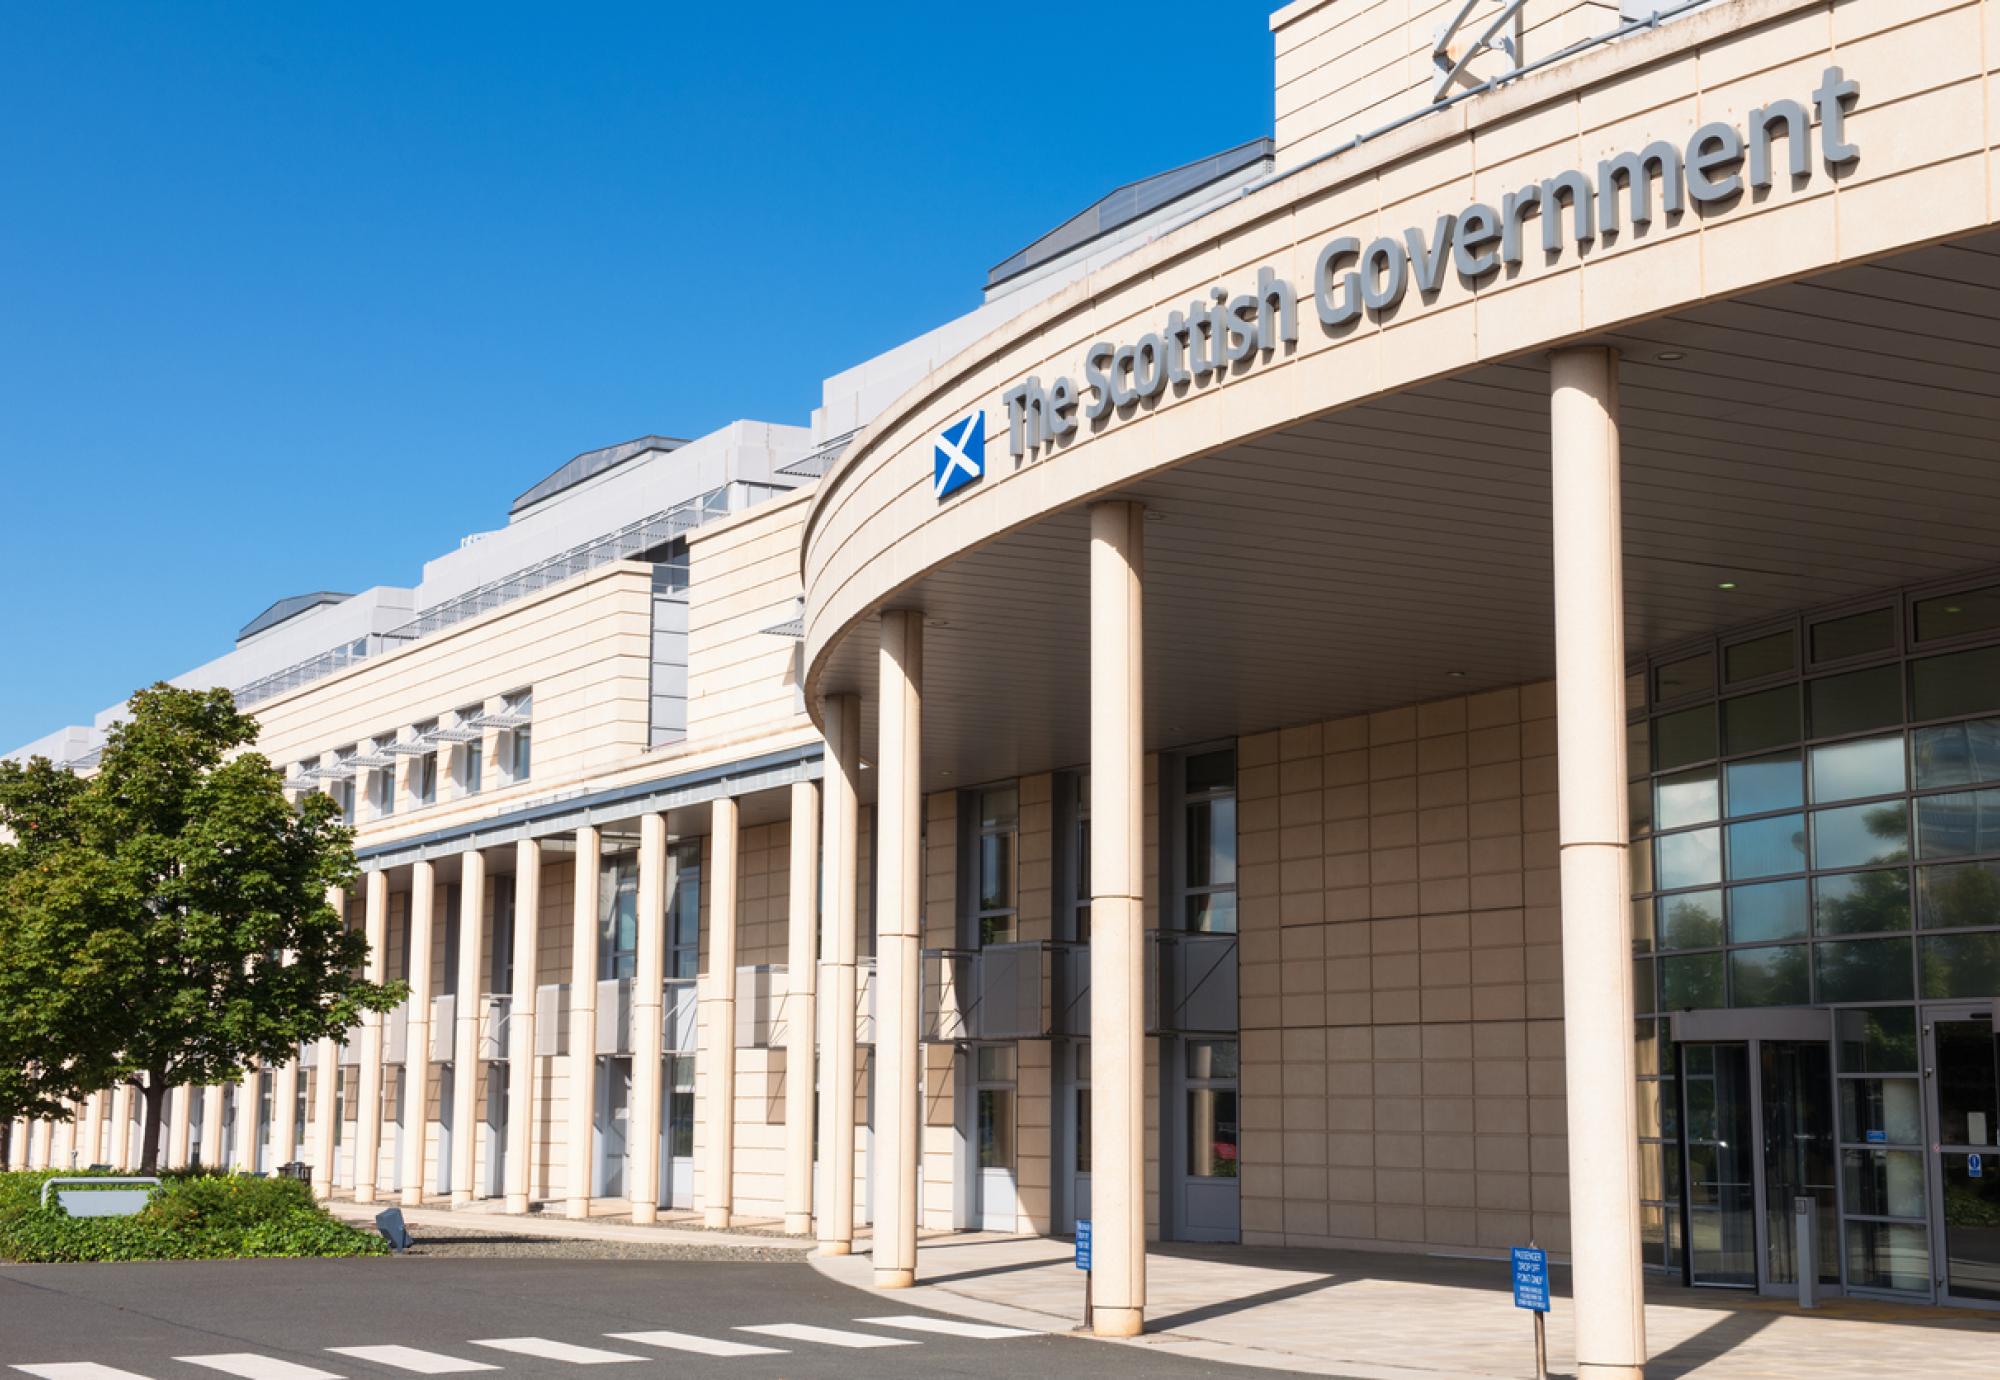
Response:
[0, 2, 1272, 751]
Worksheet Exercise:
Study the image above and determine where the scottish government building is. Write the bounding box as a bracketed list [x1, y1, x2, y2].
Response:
[12, 0, 2000, 1372]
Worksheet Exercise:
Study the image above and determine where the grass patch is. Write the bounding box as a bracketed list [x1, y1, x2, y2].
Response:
[0, 1169, 388, 1262]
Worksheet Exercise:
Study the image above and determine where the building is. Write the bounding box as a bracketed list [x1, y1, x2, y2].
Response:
[12, 0, 2000, 1372]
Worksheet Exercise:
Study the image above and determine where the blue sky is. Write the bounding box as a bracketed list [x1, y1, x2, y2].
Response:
[0, 3, 1272, 751]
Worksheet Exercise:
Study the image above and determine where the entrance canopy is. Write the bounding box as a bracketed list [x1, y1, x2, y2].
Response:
[811, 231, 2000, 791]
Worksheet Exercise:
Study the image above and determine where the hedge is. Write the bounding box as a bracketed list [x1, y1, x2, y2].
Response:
[0, 1169, 388, 1262]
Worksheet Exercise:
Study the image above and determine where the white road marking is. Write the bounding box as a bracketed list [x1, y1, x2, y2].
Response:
[604, 1332, 786, 1358]
[177, 1358, 343, 1380]
[14, 1367, 154, 1380]
[854, 1315, 1036, 1340]
[464, 1341, 641, 1366]
[324, 1348, 497, 1375]
[734, 1324, 918, 1349]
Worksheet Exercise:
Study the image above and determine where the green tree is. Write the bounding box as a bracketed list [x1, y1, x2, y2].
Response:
[0, 683, 403, 1173]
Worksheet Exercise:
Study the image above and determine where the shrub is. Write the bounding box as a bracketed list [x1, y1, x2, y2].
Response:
[0, 1169, 387, 1263]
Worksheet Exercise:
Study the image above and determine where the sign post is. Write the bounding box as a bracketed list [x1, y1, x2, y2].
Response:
[1075, 1220, 1093, 1331]
[1510, 1243, 1549, 1380]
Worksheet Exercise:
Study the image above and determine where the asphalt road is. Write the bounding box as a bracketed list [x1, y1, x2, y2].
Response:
[0, 1257, 1253, 1380]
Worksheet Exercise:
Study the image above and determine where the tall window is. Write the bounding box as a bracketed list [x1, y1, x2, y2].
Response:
[411, 720, 438, 807]
[489, 876, 515, 994]
[504, 689, 533, 782]
[598, 852, 639, 980]
[372, 736, 397, 819]
[1180, 749, 1237, 933]
[456, 706, 483, 796]
[333, 746, 357, 823]
[1061, 772, 1092, 943]
[667, 841, 701, 980]
[971, 786, 1019, 945]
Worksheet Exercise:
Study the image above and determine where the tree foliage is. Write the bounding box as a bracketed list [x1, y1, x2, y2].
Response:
[0, 683, 404, 1171]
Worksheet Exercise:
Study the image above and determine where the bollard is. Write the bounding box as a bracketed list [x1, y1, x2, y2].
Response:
[1793, 1197, 1818, 1309]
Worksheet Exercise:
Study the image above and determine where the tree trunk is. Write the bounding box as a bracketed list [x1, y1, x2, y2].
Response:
[137, 1073, 169, 1175]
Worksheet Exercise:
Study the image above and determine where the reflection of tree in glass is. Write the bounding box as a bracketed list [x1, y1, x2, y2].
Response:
[1864, 804, 1911, 860]
[1815, 936, 1909, 1002]
[1920, 932, 2000, 1000]
[1819, 870, 1909, 935]
[1732, 946, 1809, 1005]
[1664, 897, 1721, 949]
[1923, 863, 2000, 929]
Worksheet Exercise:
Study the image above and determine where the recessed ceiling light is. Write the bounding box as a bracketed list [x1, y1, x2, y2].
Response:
[1655, 350, 1686, 361]
[1445, 670, 1469, 679]
[1717, 581, 1738, 590]
[1145, 511, 1167, 522]
[925, 617, 951, 629]
[1945, 605, 1964, 614]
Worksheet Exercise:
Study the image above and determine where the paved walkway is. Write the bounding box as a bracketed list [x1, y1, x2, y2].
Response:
[809, 1235, 2000, 1378]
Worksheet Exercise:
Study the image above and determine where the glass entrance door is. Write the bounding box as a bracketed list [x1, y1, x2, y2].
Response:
[1680, 1037, 1837, 1293]
[1928, 1010, 2000, 1305]
[1683, 1043, 1757, 1286]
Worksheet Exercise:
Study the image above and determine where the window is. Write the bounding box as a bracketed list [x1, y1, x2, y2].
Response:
[968, 785, 1018, 946]
[502, 689, 533, 782]
[333, 746, 357, 823]
[455, 707, 483, 796]
[372, 737, 398, 819]
[1184, 1039, 1239, 1178]
[666, 841, 701, 980]
[598, 853, 639, 980]
[1180, 749, 1237, 933]
[411, 721, 438, 807]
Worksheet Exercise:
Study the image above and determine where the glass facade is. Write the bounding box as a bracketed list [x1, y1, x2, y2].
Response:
[1631, 580, 2000, 1301]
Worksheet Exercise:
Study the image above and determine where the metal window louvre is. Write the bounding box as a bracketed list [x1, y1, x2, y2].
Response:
[665, 979, 700, 1054]
[429, 995, 456, 1062]
[427, 726, 483, 744]
[468, 710, 532, 729]
[535, 984, 567, 1057]
[734, 966, 787, 1048]
[304, 764, 357, 781]
[282, 777, 319, 792]
[383, 740, 437, 757]
[348, 750, 397, 768]
[595, 977, 633, 1055]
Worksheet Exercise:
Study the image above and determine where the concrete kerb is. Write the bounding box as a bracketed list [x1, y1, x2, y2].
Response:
[324, 1199, 816, 1254]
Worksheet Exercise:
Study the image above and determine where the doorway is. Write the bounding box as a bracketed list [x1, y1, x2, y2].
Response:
[1172, 1036, 1240, 1242]
[1676, 1025, 1838, 1296]
[1926, 1006, 2000, 1306]
[1057, 1039, 1091, 1233]
[967, 1043, 1018, 1231]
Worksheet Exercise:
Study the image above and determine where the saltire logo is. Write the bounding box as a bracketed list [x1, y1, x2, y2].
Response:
[933, 410, 985, 500]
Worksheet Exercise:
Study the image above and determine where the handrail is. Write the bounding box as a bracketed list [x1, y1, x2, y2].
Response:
[41, 1175, 159, 1209]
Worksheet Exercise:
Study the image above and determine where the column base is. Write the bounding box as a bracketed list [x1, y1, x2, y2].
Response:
[1091, 1307, 1144, 1339]
[703, 1207, 732, 1229]
[632, 1203, 658, 1226]
[354, 1187, 377, 1205]
[451, 1190, 473, 1207]
[817, 1240, 851, 1257]
[505, 1194, 529, 1214]
[564, 1198, 590, 1221]
[873, 1267, 916, 1289]
[400, 1188, 423, 1208]
[783, 1212, 811, 1235]
[1576, 1366, 1644, 1379]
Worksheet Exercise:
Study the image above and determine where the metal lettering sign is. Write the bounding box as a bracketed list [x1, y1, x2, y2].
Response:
[1075, 1219, 1092, 1271]
[978, 69, 1862, 481]
[1511, 1245, 1550, 1312]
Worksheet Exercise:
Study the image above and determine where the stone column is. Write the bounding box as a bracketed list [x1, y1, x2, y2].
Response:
[200, 1084, 224, 1170]
[817, 695, 862, 1257]
[400, 860, 437, 1205]
[272, 1059, 300, 1168]
[235, 1066, 261, 1171]
[354, 868, 390, 1203]
[784, 778, 821, 1235]
[505, 838, 542, 1213]
[167, 1084, 192, 1170]
[313, 884, 344, 1197]
[108, 1083, 133, 1170]
[77, 1093, 102, 1168]
[30, 1119, 52, 1169]
[1550, 346, 1645, 1380]
[873, 609, 922, 1289]
[452, 850, 488, 1204]
[52, 1104, 76, 1170]
[1089, 501, 1147, 1338]
[567, 825, 602, 1219]
[630, 812, 668, 1224]
[702, 795, 742, 1228]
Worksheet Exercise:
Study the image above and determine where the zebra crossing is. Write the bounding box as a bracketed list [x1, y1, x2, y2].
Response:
[12, 1317, 1037, 1379]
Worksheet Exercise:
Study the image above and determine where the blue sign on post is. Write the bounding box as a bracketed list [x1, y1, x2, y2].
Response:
[1971, 1153, 1985, 1180]
[1075, 1220, 1092, 1271]
[1511, 1246, 1550, 1312]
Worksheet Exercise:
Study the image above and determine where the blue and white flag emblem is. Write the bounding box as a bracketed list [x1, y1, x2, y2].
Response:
[933, 410, 985, 500]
